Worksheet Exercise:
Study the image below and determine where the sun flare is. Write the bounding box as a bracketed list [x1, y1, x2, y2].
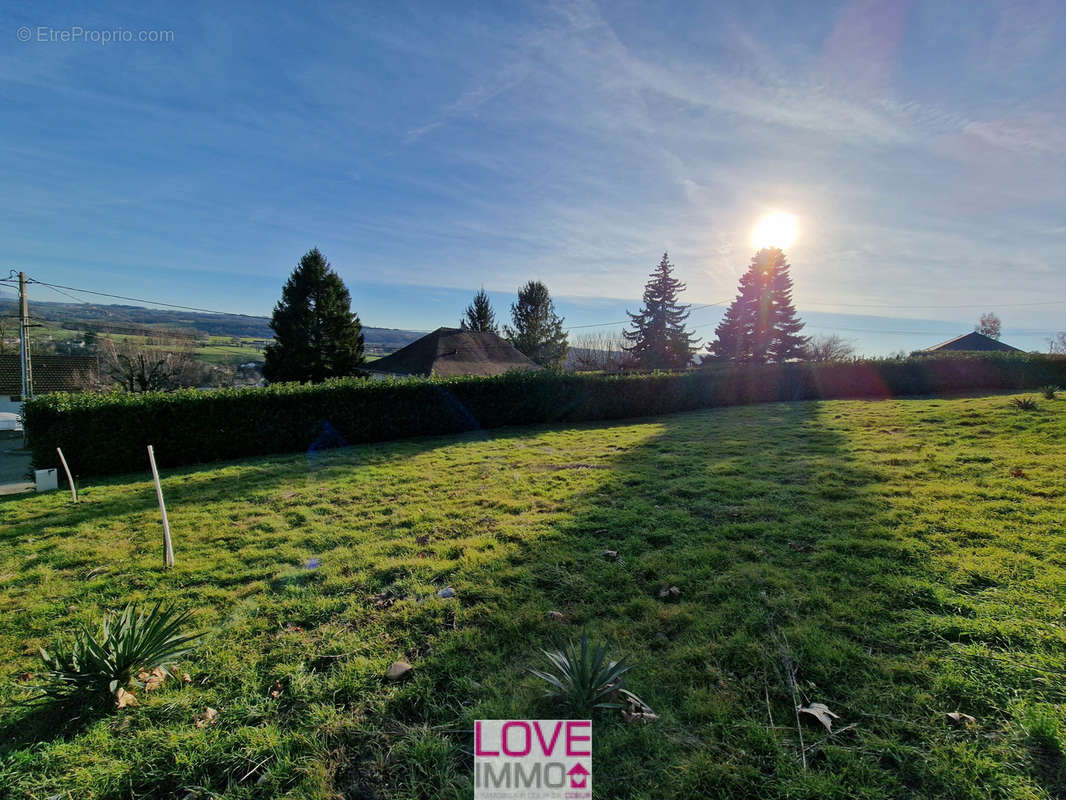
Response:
[752, 212, 798, 251]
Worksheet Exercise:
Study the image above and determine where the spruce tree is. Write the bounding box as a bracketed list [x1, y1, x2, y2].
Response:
[460, 287, 498, 333]
[708, 247, 807, 364]
[504, 280, 568, 368]
[623, 252, 700, 369]
[263, 248, 365, 383]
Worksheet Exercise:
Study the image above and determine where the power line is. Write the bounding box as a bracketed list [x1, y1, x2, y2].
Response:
[38, 282, 94, 305]
[566, 300, 730, 331]
[24, 278, 268, 319]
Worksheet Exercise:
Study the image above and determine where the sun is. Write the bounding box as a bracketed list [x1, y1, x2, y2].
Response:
[752, 212, 798, 251]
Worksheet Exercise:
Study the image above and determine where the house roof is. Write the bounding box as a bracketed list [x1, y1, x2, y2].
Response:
[924, 331, 1023, 353]
[368, 327, 542, 377]
[0, 354, 99, 395]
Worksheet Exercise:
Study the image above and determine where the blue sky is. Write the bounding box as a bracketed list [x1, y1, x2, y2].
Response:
[2, 0, 1064, 354]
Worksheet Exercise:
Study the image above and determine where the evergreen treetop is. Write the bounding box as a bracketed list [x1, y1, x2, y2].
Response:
[623, 253, 700, 370]
[263, 248, 365, 383]
[504, 280, 568, 369]
[707, 247, 806, 364]
[461, 287, 498, 334]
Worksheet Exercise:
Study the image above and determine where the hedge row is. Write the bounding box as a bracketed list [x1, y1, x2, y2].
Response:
[23, 352, 1066, 478]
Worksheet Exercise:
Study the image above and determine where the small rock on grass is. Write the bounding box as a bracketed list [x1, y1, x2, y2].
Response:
[602, 550, 619, 561]
[436, 587, 456, 599]
[547, 610, 565, 621]
[387, 661, 413, 680]
[658, 585, 683, 600]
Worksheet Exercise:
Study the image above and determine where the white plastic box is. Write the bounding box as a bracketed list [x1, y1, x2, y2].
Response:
[35, 468, 58, 492]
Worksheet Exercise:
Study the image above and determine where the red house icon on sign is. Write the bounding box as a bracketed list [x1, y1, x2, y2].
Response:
[568, 762, 590, 788]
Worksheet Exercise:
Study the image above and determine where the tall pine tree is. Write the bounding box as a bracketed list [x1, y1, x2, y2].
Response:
[708, 247, 807, 364]
[263, 248, 365, 383]
[460, 287, 498, 333]
[504, 280, 568, 368]
[623, 252, 700, 369]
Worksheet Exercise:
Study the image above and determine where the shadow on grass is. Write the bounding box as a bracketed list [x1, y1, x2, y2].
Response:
[345, 399, 1061, 799]
[0, 695, 106, 757]
[3, 398, 1061, 798]
[337, 401, 906, 797]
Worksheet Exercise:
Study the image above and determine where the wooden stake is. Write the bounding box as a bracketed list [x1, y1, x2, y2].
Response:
[56, 447, 77, 503]
[147, 445, 174, 568]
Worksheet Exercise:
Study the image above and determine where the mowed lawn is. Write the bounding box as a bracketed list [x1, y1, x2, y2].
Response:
[2, 394, 1066, 799]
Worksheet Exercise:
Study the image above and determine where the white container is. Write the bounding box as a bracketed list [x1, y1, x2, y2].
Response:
[35, 468, 58, 492]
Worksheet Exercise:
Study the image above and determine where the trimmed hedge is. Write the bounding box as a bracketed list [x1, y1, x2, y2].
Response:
[23, 352, 1066, 477]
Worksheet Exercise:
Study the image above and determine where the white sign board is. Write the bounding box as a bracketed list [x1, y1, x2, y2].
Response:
[474, 719, 591, 800]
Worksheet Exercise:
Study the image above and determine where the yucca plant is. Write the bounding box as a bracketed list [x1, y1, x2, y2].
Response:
[1041, 385, 1059, 400]
[37, 602, 201, 703]
[528, 633, 648, 716]
[1009, 396, 1040, 411]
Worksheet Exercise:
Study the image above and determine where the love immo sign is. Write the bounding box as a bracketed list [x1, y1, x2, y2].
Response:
[474, 719, 591, 800]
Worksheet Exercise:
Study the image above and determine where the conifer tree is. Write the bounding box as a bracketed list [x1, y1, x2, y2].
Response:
[504, 280, 568, 368]
[460, 287, 498, 334]
[707, 247, 807, 363]
[263, 248, 365, 383]
[623, 253, 700, 369]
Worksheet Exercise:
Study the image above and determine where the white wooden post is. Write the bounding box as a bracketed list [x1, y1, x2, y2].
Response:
[56, 447, 77, 503]
[147, 445, 174, 568]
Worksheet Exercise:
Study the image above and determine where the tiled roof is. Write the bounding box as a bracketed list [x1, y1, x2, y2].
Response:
[0, 354, 99, 395]
[369, 327, 542, 377]
[924, 332, 1022, 352]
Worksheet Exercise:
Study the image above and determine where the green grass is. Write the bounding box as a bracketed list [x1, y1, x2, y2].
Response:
[2, 393, 1066, 799]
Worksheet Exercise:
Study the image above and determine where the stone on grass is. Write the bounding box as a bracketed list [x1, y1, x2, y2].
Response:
[387, 661, 413, 681]
[436, 587, 456, 599]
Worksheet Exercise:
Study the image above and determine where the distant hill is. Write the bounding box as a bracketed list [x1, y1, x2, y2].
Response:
[0, 298, 425, 354]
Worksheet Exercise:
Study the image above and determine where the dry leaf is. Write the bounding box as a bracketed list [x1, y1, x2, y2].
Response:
[137, 665, 167, 692]
[194, 707, 219, 727]
[269, 680, 283, 699]
[798, 702, 839, 732]
[116, 687, 138, 708]
[182, 672, 192, 683]
[620, 692, 659, 724]
[947, 711, 977, 728]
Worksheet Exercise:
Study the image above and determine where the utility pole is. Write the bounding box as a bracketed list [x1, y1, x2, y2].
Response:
[18, 271, 32, 399]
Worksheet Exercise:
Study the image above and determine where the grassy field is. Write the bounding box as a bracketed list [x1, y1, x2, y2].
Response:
[2, 393, 1065, 799]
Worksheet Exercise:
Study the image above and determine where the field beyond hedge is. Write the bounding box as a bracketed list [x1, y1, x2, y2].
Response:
[2, 393, 1066, 798]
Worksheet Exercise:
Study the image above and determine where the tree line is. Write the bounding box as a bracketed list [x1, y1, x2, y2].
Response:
[249, 246, 1066, 385]
[261, 245, 817, 381]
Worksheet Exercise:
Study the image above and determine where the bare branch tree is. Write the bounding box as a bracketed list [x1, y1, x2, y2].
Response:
[99, 336, 202, 392]
[566, 330, 636, 372]
[975, 312, 1001, 340]
[804, 334, 856, 362]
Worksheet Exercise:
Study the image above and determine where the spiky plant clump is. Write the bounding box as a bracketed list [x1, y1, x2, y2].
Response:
[1010, 396, 1040, 411]
[37, 602, 201, 702]
[527, 633, 648, 716]
[1041, 385, 1059, 400]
